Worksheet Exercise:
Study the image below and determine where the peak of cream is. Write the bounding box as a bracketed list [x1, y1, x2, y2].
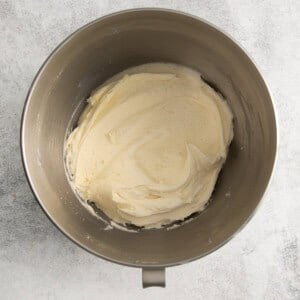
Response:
[66, 63, 233, 228]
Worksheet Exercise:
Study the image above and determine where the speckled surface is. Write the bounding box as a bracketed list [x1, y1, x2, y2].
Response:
[0, 1, 299, 299]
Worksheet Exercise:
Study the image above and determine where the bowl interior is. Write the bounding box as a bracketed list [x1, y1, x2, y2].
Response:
[22, 10, 277, 267]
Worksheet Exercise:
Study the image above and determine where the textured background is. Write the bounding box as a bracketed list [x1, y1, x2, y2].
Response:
[0, 1, 299, 299]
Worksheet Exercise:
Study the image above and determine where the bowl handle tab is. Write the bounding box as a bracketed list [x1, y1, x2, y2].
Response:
[142, 267, 166, 288]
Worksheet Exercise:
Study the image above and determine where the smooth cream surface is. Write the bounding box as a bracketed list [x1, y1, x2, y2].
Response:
[66, 63, 233, 228]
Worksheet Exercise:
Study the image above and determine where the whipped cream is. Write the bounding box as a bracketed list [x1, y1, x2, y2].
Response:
[66, 63, 233, 228]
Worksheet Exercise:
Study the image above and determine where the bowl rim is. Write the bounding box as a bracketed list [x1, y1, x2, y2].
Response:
[20, 7, 278, 268]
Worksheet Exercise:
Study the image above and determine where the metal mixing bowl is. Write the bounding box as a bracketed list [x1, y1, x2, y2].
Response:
[21, 9, 277, 287]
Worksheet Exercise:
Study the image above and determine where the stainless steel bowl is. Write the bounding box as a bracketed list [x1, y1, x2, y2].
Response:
[21, 9, 277, 287]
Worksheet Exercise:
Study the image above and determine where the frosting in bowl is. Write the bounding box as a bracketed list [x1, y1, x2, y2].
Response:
[66, 63, 233, 228]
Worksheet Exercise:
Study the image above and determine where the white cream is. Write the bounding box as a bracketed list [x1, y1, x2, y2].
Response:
[66, 63, 233, 228]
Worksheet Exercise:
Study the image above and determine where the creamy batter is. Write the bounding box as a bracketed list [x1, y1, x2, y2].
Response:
[66, 63, 233, 228]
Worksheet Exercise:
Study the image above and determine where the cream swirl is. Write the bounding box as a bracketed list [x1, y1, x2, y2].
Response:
[66, 63, 233, 228]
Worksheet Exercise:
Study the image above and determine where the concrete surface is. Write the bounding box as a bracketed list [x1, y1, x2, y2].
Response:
[0, 1, 299, 299]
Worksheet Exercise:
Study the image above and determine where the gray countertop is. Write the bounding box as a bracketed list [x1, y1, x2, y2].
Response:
[1, 1, 299, 299]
